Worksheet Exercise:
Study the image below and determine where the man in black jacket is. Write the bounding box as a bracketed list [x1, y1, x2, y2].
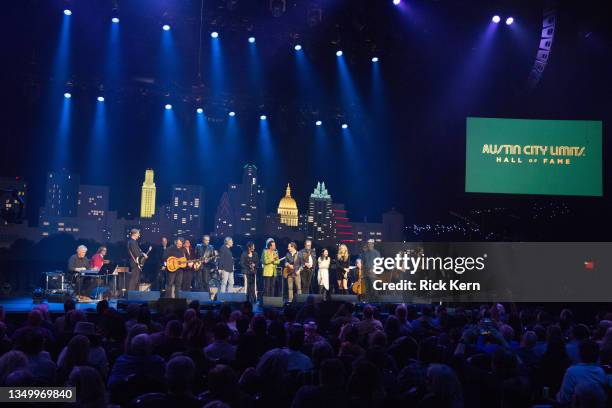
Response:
[127, 229, 147, 291]
[195, 234, 215, 291]
[297, 240, 316, 295]
[218, 237, 234, 293]
[240, 242, 259, 304]
[163, 237, 185, 298]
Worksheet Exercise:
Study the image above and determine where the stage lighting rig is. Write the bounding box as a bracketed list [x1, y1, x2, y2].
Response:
[269, 0, 286, 18]
[307, 3, 323, 27]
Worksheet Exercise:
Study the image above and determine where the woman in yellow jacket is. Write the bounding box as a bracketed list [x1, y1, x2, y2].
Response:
[262, 239, 280, 297]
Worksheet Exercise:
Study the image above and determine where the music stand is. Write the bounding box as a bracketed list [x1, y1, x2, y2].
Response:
[115, 266, 129, 298]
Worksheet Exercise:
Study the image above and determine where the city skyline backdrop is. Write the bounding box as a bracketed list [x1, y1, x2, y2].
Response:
[0, 164, 405, 250]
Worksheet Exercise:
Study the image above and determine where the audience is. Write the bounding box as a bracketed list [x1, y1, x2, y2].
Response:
[204, 323, 236, 363]
[107, 333, 164, 388]
[13, 327, 56, 385]
[557, 339, 607, 405]
[0, 301, 610, 407]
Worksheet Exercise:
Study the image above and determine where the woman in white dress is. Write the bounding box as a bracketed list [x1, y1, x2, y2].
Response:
[317, 248, 330, 299]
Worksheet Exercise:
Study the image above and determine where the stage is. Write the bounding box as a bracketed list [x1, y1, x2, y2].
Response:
[0, 296, 117, 313]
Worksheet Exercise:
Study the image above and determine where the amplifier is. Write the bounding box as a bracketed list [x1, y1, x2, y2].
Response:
[44, 271, 65, 292]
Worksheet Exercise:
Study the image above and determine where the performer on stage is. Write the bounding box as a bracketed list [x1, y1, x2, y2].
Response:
[317, 248, 330, 299]
[127, 229, 147, 291]
[163, 237, 185, 298]
[240, 241, 259, 304]
[336, 244, 350, 294]
[262, 239, 280, 298]
[182, 239, 196, 291]
[218, 237, 235, 293]
[285, 242, 300, 302]
[298, 239, 316, 295]
[195, 234, 215, 291]
[360, 238, 381, 300]
[90, 246, 108, 270]
[67, 245, 91, 296]
[154, 237, 169, 292]
[68, 245, 90, 274]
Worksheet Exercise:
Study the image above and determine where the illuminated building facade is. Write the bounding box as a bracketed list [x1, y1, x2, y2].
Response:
[43, 170, 79, 217]
[140, 169, 156, 218]
[171, 185, 203, 238]
[214, 192, 234, 237]
[227, 164, 266, 237]
[306, 181, 334, 243]
[277, 184, 299, 227]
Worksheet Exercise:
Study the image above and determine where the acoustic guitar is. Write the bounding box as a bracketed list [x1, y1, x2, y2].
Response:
[166, 256, 194, 273]
[351, 266, 365, 295]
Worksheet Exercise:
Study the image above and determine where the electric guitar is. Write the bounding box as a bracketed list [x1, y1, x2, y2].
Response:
[136, 246, 152, 269]
[193, 249, 218, 270]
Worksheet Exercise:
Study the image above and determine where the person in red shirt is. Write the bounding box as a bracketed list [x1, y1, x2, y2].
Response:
[90, 246, 108, 270]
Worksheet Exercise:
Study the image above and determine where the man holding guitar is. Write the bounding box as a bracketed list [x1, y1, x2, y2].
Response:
[284, 242, 301, 302]
[163, 237, 186, 298]
[127, 229, 151, 291]
[195, 234, 215, 291]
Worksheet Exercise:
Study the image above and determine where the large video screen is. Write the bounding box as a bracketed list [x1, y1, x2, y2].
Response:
[465, 117, 602, 196]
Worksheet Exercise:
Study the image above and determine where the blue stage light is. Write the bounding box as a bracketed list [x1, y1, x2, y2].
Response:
[211, 31, 219, 38]
[371, 56, 379, 62]
[63, 9, 72, 16]
[248, 36, 256, 43]
[341, 123, 348, 129]
[64, 92, 71, 99]
[196, 108, 204, 114]
[228, 111, 236, 117]
[506, 17, 514, 25]
[165, 104, 172, 110]
[492, 15, 501, 24]
[336, 50, 343, 57]
[393, 0, 401, 5]
[97, 96, 105, 102]
[260, 115, 267, 121]
[112, 17, 120, 24]
[162, 24, 171, 31]
[315, 120, 322, 126]
[294, 44, 302, 51]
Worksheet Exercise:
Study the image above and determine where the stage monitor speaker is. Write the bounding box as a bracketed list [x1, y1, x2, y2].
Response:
[154, 298, 187, 314]
[331, 294, 358, 303]
[296, 294, 323, 303]
[127, 290, 160, 302]
[217, 292, 246, 303]
[178, 291, 210, 302]
[263, 296, 284, 308]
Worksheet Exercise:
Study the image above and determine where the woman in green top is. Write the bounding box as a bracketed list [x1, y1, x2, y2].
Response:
[262, 239, 280, 297]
